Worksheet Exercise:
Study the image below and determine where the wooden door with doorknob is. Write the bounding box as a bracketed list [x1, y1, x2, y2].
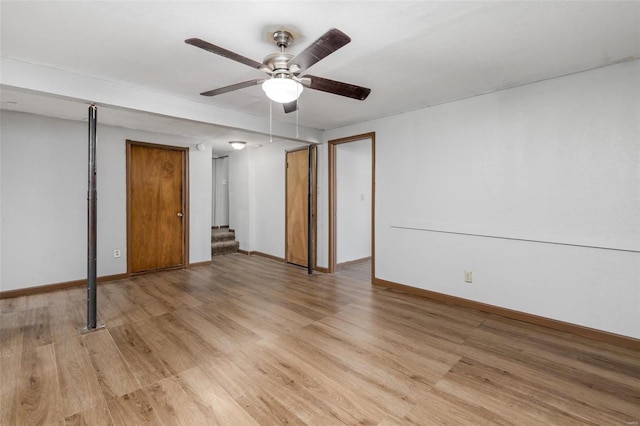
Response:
[127, 141, 188, 274]
[286, 147, 317, 268]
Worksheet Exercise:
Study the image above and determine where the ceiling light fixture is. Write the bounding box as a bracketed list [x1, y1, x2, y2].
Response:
[262, 76, 303, 104]
[229, 141, 246, 150]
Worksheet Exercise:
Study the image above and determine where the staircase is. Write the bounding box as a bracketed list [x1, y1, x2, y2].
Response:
[211, 228, 240, 256]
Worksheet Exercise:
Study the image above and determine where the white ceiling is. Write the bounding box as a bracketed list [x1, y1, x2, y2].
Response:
[1, 1, 639, 154]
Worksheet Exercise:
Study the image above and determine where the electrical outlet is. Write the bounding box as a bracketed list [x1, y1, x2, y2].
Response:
[464, 271, 472, 283]
[113, 249, 121, 258]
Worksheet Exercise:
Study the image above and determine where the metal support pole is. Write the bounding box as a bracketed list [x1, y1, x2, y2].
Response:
[86, 104, 98, 330]
[307, 145, 313, 275]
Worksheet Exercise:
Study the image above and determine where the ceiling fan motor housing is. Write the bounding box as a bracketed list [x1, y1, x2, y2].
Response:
[262, 52, 295, 73]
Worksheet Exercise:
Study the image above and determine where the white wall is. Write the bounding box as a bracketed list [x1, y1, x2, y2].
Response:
[0, 117, 4, 290]
[253, 141, 308, 258]
[212, 158, 217, 226]
[228, 140, 309, 257]
[336, 139, 372, 263]
[323, 60, 640, 339]
[211, 156, 229, 227]
[0, 111, 212, 292]
[228, 148, 251, 251]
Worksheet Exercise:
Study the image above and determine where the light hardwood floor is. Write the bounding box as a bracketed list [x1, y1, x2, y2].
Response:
[337, 258, 371, 282]
[1, 254, 639, 425]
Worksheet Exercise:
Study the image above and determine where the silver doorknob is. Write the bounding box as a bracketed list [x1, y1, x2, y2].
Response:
[177, 212, 183, 217]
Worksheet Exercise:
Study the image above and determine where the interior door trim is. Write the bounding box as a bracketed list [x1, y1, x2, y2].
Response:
[328, 132, 375, 280]
[126, 140, 189, 276]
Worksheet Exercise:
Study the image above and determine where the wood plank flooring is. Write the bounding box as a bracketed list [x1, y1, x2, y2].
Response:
[1, 254, 639, 425]
[337, 258, 371, 282]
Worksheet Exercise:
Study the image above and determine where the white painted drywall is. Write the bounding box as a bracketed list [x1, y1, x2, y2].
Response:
[0, 122, 3, 291]
[228, 148, 251, 251]
[211, 158, 217, 226]
[212, 156, 229, 227]
[228, 140, 310, 257]
[315, 145, 329, 269]
[0, 111, 212, 291]
[323, 60, 640, 338]
[187, 142, 212, 265]
[336, 139, 372, 264]
[253, 141, 308, 258]
[1, 112, 90, 290]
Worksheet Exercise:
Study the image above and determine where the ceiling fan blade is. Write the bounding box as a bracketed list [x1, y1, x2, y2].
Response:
[303, 75, 371, 101]
[287, 28, 351, 72]
[283, 100, 298, 114]
[185, 38, 264, 70]
[200, 79, 264, 97]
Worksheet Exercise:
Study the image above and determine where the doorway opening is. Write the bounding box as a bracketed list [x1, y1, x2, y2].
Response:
[328, 133, 375, 281]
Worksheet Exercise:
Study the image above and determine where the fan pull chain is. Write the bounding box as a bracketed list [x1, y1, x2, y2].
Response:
[269, 100, 273, 143]
[296, 86, 300, 138]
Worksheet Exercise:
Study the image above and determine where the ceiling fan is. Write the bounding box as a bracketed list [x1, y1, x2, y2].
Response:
[185, 28, 371, 113]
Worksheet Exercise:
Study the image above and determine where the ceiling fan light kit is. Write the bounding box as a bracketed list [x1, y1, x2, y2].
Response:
[262, 76, 303, 103]
[185, 28, 371, 113]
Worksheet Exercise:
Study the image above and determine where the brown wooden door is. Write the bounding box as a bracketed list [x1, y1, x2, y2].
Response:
[128, 141, 187, 274]
[286, 147, 316, 267]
